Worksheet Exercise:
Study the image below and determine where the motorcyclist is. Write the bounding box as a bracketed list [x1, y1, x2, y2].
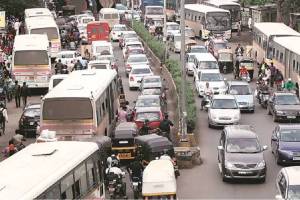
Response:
[139, 119, 150, 135]
[55, 59, 64, 74]
[159, 113, 174, 140]
[73, 60, 83, 71]
[126, 157, 143, 181]
[107, 154, 120, 168]
[201, 82, 213, 110]
[239, 65, 249, 79]
[283, 78, 295, 91]
[257, 80, 269, 104]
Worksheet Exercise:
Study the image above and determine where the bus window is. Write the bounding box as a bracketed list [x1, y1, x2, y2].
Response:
[39, 183, 60, 199]
[61, 173, 75, 199]
[74, 163, 88, 196]
[87, 158, 96, 187]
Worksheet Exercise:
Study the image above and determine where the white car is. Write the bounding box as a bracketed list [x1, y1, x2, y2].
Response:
[208, 95, 241, 128]
[125, 54, 149, 77]
[123, 40, 143, 58]
[128, 65, 153, 89]
[55, 51, 78, 65]
[87, 60, 111, 70]
[195, 69, 227, 97]
[185, 53, 198, 76]
[166, 22, 180, 39]
[110, 24, 127, 41]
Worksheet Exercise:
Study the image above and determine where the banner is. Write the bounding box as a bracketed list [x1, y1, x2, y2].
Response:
[0, 11, 5, 28]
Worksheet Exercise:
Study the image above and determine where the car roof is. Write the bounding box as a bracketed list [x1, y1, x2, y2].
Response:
[113, 24, 126, 27]
[224, 125, 257, 139]
[278, 124, 300, 130]
[25, 103, 41, 110]
[200, 69, 221, 74]
[88, 60, 110, 64]
[191, 45, 205, 49]
[282, 166, 300, 185]
[228, 81, 250, 86]
[128, 54, 147, 58]
[137, 95, 160, 100]
[135, 106, 161, 113]
[143, 75, 161, 80]
[166, 22, 178, 25]
[274, 91, 296, 96]
[194, 53, 217, 61]
[213, 94, 235, 99]
[131, 65, 150, 69]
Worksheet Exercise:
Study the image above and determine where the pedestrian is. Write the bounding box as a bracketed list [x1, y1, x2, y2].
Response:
[117, 106, 128, 122]
[14, 81, 21, 108]
[73, 60, 83, 71]
[159, 113, 174, 141]
[3, 139, 17, 157]
[237, 22, 241, 36]
[248, 17, 252, 30]
[269, 62, 276, 87]
[84, 49, 91, 60]
[14, 19, 20, 35]
[0, 103, 8, 135]
[20, 82, 29, 107]
[55, 59, 64, 74]
[274, 69, 284, 90]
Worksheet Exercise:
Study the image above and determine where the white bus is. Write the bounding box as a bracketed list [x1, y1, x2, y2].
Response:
[12, 34, 51, 88]
[0, 141, 107, 199]
[271, 36, 300, 89]
[41, 69, 118, 140]
[24, 8, 53, 19]
[252, 22, 300, 64]
[203, 0, 241, 31]
[144, 5, 164, 21]
[25, 17, 61, 58]
[184, 4, 231, 40]
[99, 8, 120, 29]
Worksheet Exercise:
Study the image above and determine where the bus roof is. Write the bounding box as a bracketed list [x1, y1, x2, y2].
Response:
[13, 34, 49, 51]
[204, 0, 241, 6]
[44, 69, 117, 99]
[185, 4, 230, 14]
[25, 16, 58, 29]
[25, 8, 53, 18]
[99, 8, 119, 14]
[0, 141, 98, 200]
[253, 22, 300, 38]
[273, 36, 300, 55]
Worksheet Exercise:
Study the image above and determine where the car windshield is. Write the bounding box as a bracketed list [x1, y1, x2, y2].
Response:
[215, 42, 227, 50]
[136, 98, 160, 107]
[226, 138, 261, 153]
[136, 112, 160, 121]
[90, 64, 107, 69]
[174, 35, 181, 42]
[167, 24, 179, 30]
[142, 88, 161, 95]
[127, 44, 142, 49]
[124, 33, 137, 39]
[288, 185, 300, 199]
[280, 129, 300, 142]
[212, 99, 238, 109]
[97, 55, 114, 61]
[128, 56, 147, 63]
[191, 47, 207, 53]
[200, 73, 223, 82]
[198, 61, 218, 69]
[24, 108, 40, 118]
[146, 7, 163, 15]
[144, 77, 161, 83]
[229, 85, 252, 95]
[206, 12, 231, 31]
[276, 95, 300, 105]
[113, 26, 126, 31]
[187, 55, 196, 62]
[132, 68, 151, 74]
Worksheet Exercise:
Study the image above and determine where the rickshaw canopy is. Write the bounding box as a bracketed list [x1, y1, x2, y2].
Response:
[135, 134, 173, 153]
[142, 159, 176, 196]
[218, 49, 233, 62]
[114, 122, 138, 139]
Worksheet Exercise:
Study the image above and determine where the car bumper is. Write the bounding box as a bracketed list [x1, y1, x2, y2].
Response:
[224, 167, 266, 180]
[111, 34, 121, 41]
[27, 82, 49, 88]
[275, 114, 300, 122]
[198, 88, 227, 96]
[186, 68, 194, 75]
[238, 104, 255, 111]
[277, 151, 300, 164]
[129, 81, 141, 88]
[209, 118, 239, 127]
[174, 47, 180, 53]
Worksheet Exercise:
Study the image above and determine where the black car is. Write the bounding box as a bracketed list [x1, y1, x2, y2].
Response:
[217, 125, 267, 182]
[17, 103, 40, 138]
[271, 124, 300, 165]
[267, 92, 300, 122]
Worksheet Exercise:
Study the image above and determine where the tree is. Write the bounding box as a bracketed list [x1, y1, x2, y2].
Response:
[0, 0, 40, 18]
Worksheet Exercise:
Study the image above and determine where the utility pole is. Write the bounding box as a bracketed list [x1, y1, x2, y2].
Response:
[163, 0, 167, 63]
[131, 0, 134, 27]
[179, 0, 187, 140]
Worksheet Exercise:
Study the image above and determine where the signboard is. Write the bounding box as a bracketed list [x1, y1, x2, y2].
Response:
[0, 11, 5, 28]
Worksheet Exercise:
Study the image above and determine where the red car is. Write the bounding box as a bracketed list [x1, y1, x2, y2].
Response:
[134, 107, 163, 130]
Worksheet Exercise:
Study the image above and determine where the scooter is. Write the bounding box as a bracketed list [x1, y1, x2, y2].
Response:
[131, 176, 142, 199]
[260, 91, 269, 108]
[106, 171, 127, 199]
[202, 92, 213, 111]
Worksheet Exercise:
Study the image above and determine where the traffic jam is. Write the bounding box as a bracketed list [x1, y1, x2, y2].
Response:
[0, 0, 300, 199]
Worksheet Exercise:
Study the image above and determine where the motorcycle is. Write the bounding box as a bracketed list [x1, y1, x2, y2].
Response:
[106, 171, 127, 199]
[202, 92, 213, 111]
[60, 65, 69, 74]
[240, 72, 251, 82]
[259, 91, 269, 108]
[131, 176, 142, 199]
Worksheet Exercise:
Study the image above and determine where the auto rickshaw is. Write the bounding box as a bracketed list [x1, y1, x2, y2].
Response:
[142, 159, 177, 200]
[238, 57, 255, 81]
[218, 48, 233, 74]
[112, 122, 138, 160]
[185, 39, 197, 53]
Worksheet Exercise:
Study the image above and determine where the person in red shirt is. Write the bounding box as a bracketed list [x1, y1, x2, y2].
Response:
[239, 65, 248, 77]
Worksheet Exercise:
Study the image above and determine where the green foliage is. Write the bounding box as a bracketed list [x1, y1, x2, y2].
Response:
[0, 0, 40, 17]
[241, 0, 273, 6]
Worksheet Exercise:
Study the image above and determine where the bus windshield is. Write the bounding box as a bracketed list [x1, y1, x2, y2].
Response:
[146, 7, 163, 15]
[221, 5, 241, 22]
[43, 99, 93, 120]
[104, 13, 119, 19]
[14, 50, 49, 65]
[31, 27, 59, 40]
[206, 12, 231, 31]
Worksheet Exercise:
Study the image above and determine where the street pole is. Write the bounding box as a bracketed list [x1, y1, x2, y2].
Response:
[163, 0, 167, 63]
[131, 0, 134, 27]
[179, 0, 187, 141]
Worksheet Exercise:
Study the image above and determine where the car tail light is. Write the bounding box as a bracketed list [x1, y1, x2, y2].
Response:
[130, 76, 134, 81]
[126, 64, 131, 69]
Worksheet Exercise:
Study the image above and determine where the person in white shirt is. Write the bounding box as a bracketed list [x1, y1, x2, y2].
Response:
[201, 82, 213, 110]
[248, 17, 252, 30]
[14, 20, 20, 35]
[0, 103, 8, 135]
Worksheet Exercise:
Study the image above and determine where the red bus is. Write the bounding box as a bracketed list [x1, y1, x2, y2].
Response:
[87, 21, 110, 43]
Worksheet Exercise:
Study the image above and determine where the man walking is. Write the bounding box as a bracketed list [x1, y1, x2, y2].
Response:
[14, 81, 21, 108]
[269, 62, 276, 87]
[159, 113, 174, 141]
[20, 82, 29, 107]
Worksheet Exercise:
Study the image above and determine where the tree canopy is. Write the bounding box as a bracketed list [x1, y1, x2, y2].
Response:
[0, 0, 40, 18]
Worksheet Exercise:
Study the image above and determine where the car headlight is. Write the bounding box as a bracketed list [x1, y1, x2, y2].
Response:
[276, 110, 285, 115]
[257, 161, 265, 168]
[225, 161, 234, 169]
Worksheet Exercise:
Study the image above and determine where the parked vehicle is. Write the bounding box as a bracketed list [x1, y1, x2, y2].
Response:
[217, 125, 267, 182]
[218, 49, 233, 73]
[267, 91, 300, 122]
[271, 124, 300, 165]
[275, 166, 300, 199]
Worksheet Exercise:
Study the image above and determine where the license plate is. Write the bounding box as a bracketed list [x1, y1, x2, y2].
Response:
[118, 153, 131, 159]
[238, 171, 251, 175]
[287, 116, 296, 119]
[30, 122, 34, 125]
[293, 157, 300, 160]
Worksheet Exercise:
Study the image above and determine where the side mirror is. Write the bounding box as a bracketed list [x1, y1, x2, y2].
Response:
[262, 145, 268, 151]
[217, 146, 224, 151]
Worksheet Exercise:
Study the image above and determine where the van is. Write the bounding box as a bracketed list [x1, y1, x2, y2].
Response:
[48, 74, 69, 91]
[88, 60, 111, 70]
[193, 53, 219, 77]
[99, 8, 120, 28]
[87, 21, 110, 43]
[91, 41, 113, 57]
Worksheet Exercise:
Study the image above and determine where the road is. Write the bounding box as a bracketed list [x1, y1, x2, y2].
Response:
[170, 32, 281, 198]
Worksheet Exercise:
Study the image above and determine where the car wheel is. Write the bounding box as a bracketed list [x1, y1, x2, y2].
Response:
[208, 118, 213, 128]
[273, 114, 278, 122]
[250, 109, 255, 113]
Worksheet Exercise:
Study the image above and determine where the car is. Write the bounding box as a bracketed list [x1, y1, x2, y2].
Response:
[96, 54, 118, 71]
[227, 81, 255, 113]
[208, 38, 228, 58]
[134, 95, 166, 113]
[110, 24, 127, 41]
[141, 88, 163, 96]
[124, 10, 141, 21]
[217, 125, 267, 182]
[115, 3, 128, 15]
[192, 53, 219, 76]
[125, 46, 144, 60]
[271, 125, 300, 165]
[87, 60, 111, 70]
[166, 22, 180, 39]
[55, 51, 78, 65]
[185, 53, 198, 76]
[169, 33, 191, 53]
[267, 91, 300, 122]
[123, 40, 143, 58]
[128, 65, 153, 89]
[16, 103, 41, 138]
[208, 95, 240, 128]
[276, 166, 300, 199]
[184, 27, 196, 40]
[119, 31, 138, 48]
[134, 107, 163, 130]
[140, 75, 163, 90]
[189, 45, 208, 54]
[125, 54, 149, 77]
[195, 69, 227, 97]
